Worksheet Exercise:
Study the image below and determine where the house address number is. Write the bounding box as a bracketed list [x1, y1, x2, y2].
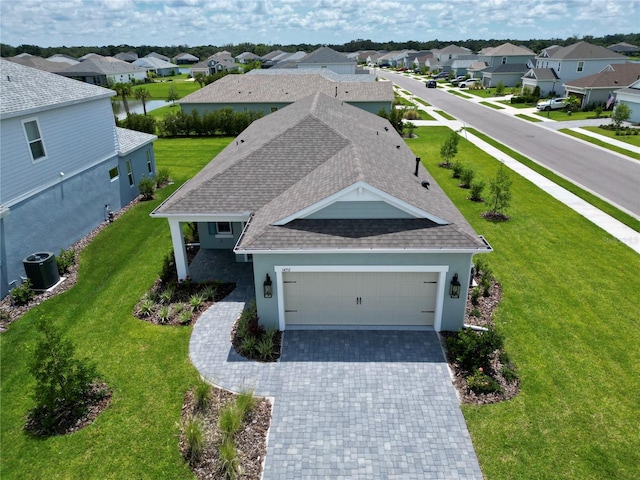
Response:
[282, 268, 291, 272]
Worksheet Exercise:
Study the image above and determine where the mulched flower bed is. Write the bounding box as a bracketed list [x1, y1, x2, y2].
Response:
[441, 277, 521, 405]
[134, 278, 236, 326]
[230, 315, 282, 363]
[180, 385, 272, 480]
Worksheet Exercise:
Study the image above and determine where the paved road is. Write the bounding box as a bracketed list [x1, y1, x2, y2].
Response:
[381, 71, 640, 218]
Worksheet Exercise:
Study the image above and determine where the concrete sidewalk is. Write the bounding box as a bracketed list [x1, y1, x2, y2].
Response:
[394, 85, 640, 255]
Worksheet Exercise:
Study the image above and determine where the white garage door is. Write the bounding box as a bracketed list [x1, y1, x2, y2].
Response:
[283, 271, 438, 326]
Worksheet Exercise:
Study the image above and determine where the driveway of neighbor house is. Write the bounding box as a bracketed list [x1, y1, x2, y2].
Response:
[190, 270, 483, 479]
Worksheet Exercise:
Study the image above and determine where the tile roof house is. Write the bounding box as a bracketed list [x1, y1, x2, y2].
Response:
[522, 41, 627, 96]
[0, 59, 157, 298]
[152, 92, 491, 331]
[57, 54, 148, 85]
[564, 63, 640, 109]
[178, 73, 393, 116]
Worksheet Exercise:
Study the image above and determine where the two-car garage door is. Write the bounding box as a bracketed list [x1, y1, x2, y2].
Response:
[282, 271, 438, 327]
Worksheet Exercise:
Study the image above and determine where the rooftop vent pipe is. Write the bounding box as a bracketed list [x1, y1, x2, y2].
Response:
[414, 157, 421, 176]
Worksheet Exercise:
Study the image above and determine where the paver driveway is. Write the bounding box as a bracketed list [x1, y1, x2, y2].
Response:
[190, 286, 483, 479]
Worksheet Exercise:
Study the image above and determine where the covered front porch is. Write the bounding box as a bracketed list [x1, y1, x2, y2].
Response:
[188, 248, 255, 298]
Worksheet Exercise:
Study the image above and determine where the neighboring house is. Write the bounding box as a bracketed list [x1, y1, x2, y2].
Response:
[448, 55, 479, 77]
[375, 50, 410, 67]
[114, 51, 139, 63]
[173, 52, 199, 64]
[0, 60, 157, 298]
[6, 55, 70, 73]
[132, 56, 180, 77]
[564, 63, 640, 108]
[47, 54, 79, 66]
[261, 50, 285, 61]
[236, 52, 260, 64]
[607, 42, 639, 56]
[521, 68, 561, 96]
[412, 53, 435, 70]
[190, 57, 241, 76]
[432, 45, 472, 62]
[481, 63, 529, 87]
[247, 68, 376, 83]
[478, 42, 535, 67]
[145, 52, 171, 62]
[151, 92, 491, 332]
[57, 55, 148, 85]
[178, 72, 393, 116]
[296, 46, 356, 74]
[522, 41, 627, 96]
[614, 78, 640, 123]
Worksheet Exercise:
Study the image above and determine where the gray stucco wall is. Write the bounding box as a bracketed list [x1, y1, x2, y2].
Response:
[251, 251, 476, 332]
[199, 221, 244, 249]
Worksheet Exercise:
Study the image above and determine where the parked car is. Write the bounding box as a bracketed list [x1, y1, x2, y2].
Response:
[413, 68, 421, 74]
[536, 98, 569, 111]
[432, 72, 449, 79]
[450, 76, 467, 85]
[426, 80, 437, 88]
[459, 78, 479, 88]
[397, 67, 408, 72]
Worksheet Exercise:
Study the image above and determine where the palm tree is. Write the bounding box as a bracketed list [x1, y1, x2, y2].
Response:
[194, 73, 205, 88]
[113, 83, 132, 116]
[134, 87, 152, 115]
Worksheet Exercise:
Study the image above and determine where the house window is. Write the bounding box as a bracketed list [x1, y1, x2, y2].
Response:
[577, 61, 584, 72]
[211, 222, 233, 237]
[109, 166, 119, 181]
[23, 119, 46, 161]
[557, 62, 561, 72]
[126, 160, 134, 186]
[502, 57, 507, 64]
[146, 150, 152, 173]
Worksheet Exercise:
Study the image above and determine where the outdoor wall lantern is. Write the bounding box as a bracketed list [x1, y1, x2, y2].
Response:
[450, 273, 461, 299]
[263, 273, 273, 298]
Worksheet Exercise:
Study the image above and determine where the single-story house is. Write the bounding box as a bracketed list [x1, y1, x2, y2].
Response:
[236, 52, 261, 64]
[151, 92, 491, 332]
[57, 55, 148, 85]
[481, 63, 529, 87]
[6, 55, 71, 73]
[114, 51, 139, 63]
[612, 78, 640, 123]
[146, 52, 171, 62]
[607, 42, 639, 56]
[563, 63, 640, 109]
[178, 73, 393, 116]
[132, 56, 180, 77]
[173, 52, 199, 65]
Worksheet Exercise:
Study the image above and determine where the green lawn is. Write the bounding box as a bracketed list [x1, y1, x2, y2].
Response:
[448, 89, 473, 99]
[131, 77, 200, 101]
[465, 89, 507, 99]
[479, 101, 505, 110]
[435, 110, 456, 120]
[533, 109, 611, 121]
[498, 101, 536, 109]
[515, 113, 542, 122]
[414, 97, 430, 107]
[408, 126, 640, 480]
[0, 137, 232, 479]
[583, 126, 640, 148]
[560, 129, 640, 161]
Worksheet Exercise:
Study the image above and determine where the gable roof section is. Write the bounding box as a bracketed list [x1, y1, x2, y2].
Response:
[523, 68, 560, 80]
[483, 63, 529, 74]
[154, 93, 486, 251]
[0, 59, 115, 119]
[564, 63, 640, 88]
[116, 127, 157, 156]
[58, 55, 148, 76]
[6, 55, 70, 73]
[179, 73, 392, 105]
[299, 46, 352, 64]
[482, 43, 534, 57]
[133, 57, 177, 69]
[544, 41, 626, 60]
[607, 42, 639, 53]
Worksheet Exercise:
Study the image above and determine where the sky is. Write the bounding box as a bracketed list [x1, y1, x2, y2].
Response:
[1, 0, 638, 48]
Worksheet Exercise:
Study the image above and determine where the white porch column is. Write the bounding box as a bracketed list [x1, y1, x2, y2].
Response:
[168, 219, 188, 280]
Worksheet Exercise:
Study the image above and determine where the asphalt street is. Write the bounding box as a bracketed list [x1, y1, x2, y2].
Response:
[381, 71, 640, 218]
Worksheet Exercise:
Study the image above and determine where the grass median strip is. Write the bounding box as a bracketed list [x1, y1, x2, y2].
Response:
[560, 128, 640, 161]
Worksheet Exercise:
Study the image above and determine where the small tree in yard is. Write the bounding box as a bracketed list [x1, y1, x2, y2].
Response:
[494, 81, 505, 96]
[484, 164, 512, 220]
[134, 87, 152, 115]
[377, 107, 404, 135]
[28, 318, 101, 434]
[167, 84, 180, 104]
[439, 130, 460, 168]
[611, 103, 631, 129]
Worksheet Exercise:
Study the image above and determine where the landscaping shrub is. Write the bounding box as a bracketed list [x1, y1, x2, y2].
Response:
[189, 293, 205, 312]
[451, 160, 464, 179]
[467, 368, 503, 394]
[10, 279, 34, 306]
[219, 437, 240, 480]
[469, 180, 485, 202]
[445, 326, 505, 373]
[219, 403, 243, 441]
[471, 287, 481, 305]
[158, 108, 262, 137]
[117, 113, 156, 134]
[137, 176, 156, 200]
[184, 415, 205, 464]
[402, 109, 420, 120]
[56, 248, 76, 275]
[236, 390, 256, 419]
[28, 318, 100, 434]
[155, 167, 170, 187]
[459, 167, 475, 188]
[194, 380, 211, 412]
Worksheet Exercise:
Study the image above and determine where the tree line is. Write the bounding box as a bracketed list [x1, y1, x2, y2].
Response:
[2, 33, 638, 60]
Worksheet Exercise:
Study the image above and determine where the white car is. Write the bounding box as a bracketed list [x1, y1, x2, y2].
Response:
[459, 78, 479, 88]
[536, 98, 568, 111]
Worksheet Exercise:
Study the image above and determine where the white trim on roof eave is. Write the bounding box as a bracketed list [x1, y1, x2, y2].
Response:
[149, 212, 252, 221]
[0, 91, 116, 121]
[273, 181, 450, 226]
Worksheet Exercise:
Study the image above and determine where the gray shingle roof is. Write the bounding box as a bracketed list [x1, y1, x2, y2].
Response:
[482, 43, 535, 57]
[58, 55, 148, 76]
[564, 63, 640, 88]
[154, 92, 486, 251]
[543, 41, 626, 60]
[0, 59, 115, 119]
[483, 63, 529, 74]
[179, 73, 392, 104]
[299, 46, 353, 64]
[248, 68, 375, 83]
[116, 127, 157, 156]
[523, 68, 560, 80]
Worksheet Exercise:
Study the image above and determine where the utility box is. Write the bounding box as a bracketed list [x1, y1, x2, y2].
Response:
[23, 252, 60, 290]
